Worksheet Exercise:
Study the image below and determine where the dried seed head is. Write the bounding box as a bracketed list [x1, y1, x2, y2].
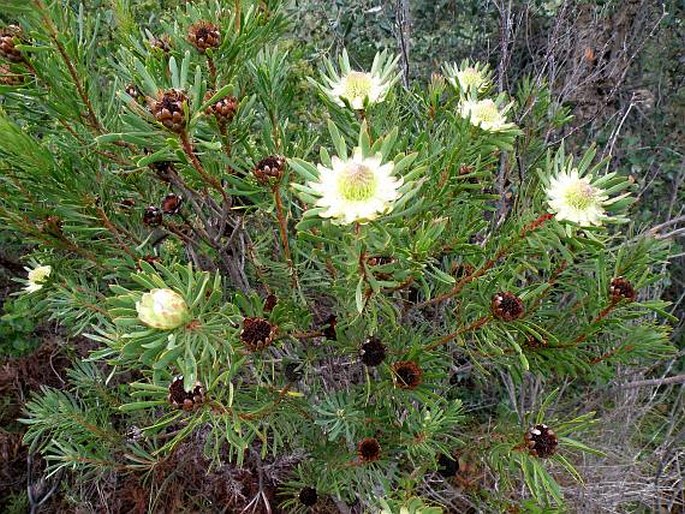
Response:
[125, 83, 145, 104]
[360, 337, 386, 367]
[284, 361, 303, 382]
[524, 423, 559, 458]
[437, 453, 459, 477]
[322, 314, 337, 340]
[143, 206, 163, 227]
[188, 21, 221, 53]
[392, 361, 423, 390]
[357, 437, 381, 463]
[117, 198, 136, 210]
[167, 375, 205, 411]
[263, 293, 278, 312]
[204, 90, 238, 123]
[161, 193, 183, 215]
[253, 155, 286, 184]
[491, 291, 525, 321]
[298, 486, 318, 506]
[240, 317, 277, 351]
[525, 335, 548, 349]
[42, 215, 64, 237]
[150, 89, 188, 133]
[609, 276, 637, 302]
[150, 35, 171, 53]
[148, 160, 176, 182]
[0, 25, 25, 63]
[0, 63, 23, 85]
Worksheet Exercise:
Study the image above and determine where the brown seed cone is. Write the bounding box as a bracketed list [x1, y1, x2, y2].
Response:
[42, 215, 64, 237]
[253, 155, 286, 184]
[204, 90, 238, 123]
[150, 89, 188, 133]
[610, 276, 637, 302]
[148, 160, 177, 182]
[143, 206, 163, 227]
[0, 26, 25, 63]
[491, 291, 525, 322]
[167, 375, 205, 411]
[321, 314, 337, 340]
[357, 437, 381, 463]
[125, 83, 145, 104]
[240, 317, 277, 351]
[188, 21, 221, 53]
[524, 423, 559, 458]
[298, 486, 318, 506]
[360, 337, 386, 367]
[263, 293, 278, 312]
[150, 35, 171, 53]
[0, 64, 23, 85]
[392, 361, 423, 390]
[161, 193, 183, 215]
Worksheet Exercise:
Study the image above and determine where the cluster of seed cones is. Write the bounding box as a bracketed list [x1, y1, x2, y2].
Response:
[253, 155, 286, 184]
[491, 291, 525, 321]
[240, 317, 278, 351]
[150, 89, 188, 133]
[610, 276, 637, 302]
[142, 193, 183, 227]
[187, 21, 221, 53]
[0, 25, 25, 63]
[524, 423, 559, 458]
[167, 375, 205, 411]
[204, 90, 238, 123]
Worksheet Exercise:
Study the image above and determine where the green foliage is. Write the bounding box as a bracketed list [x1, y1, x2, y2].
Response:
[0, 297, 40, 357]
[0, 0, 678, 511]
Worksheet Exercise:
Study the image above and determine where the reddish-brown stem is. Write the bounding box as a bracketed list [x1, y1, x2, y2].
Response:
[206, 55, 217, 88]
[95, 206, 139, 258]
[179, 131, 229, 204]
[272, 185, 296, 287]
[424, 315, 491, 352]
[414, 212, 554, 310]
[33, 0, 103, 133]
[590, 344, 633, 365]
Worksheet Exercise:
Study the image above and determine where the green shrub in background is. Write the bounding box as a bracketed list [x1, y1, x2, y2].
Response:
[0, 0, 679, 512]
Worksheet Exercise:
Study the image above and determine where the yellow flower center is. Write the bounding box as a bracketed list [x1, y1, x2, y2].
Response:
[473, 102, 500, 124]
[338, 163, 378, 201]
[564, 180, 598, 210]
[343, 71, 373, 101]
[459, 68, 484, 89]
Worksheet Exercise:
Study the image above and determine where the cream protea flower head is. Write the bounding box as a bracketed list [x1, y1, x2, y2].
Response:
[459, 97, 517, 132]
[290, 122, 422, 226]
[309, 148, 401, 224]
[546, 168, 609, 226]
[543, 147, 633, 227]
[314, 49, 400, 110]
[24, 264, 51, 293]
[443, 60, 492, 96]
[136, 288, 189, 330]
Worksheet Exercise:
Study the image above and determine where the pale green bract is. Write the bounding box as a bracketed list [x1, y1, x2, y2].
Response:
[136, 288, 189, 330]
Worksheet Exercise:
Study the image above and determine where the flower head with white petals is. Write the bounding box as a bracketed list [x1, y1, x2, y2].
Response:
[546, 168, 609, 226]
[314, 49, 400, 110]
[290, 123, 419, 227]
[24, 264, 51, 293]
[460, 98, 517, 132]
[443, 60, 492, 96]
[309, 148, 402, 225]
